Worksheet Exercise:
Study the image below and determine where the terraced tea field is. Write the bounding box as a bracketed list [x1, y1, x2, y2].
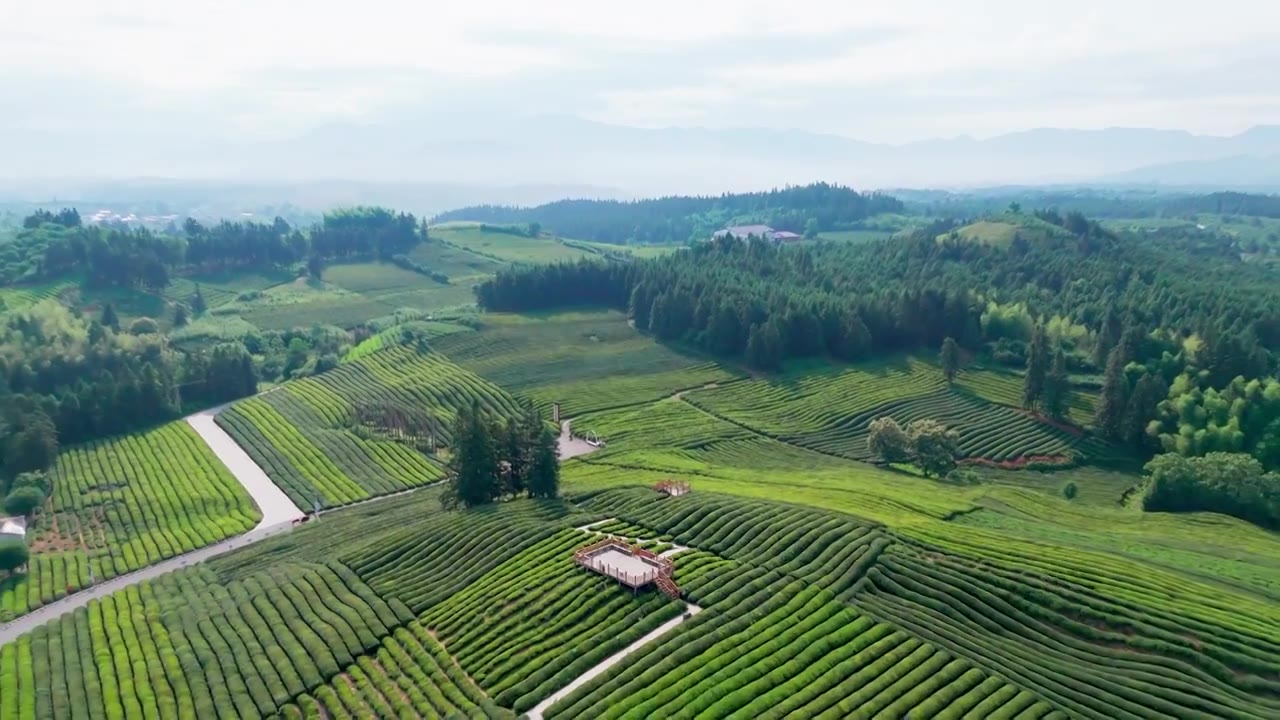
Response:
[217, 346, 520, 507]
[432, 225, 599, 264]
[684, 358, 1109, 464]
[431, 311, 739, 416]
[6, 473, 1277, 719]
[0, 422, 259, 620]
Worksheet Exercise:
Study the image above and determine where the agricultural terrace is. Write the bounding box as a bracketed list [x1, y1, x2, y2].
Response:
[323, 262, 478, 314]
[431, 224, 600, 265]
[216, 346, 521, 508]
[0, 422, 259, 621]
[683, 357, 1115, 464]
[342, 320, 474, 363]
[233, 278, 396, 331]
[431, 310, 739, 417]
[5, 472, 1278, 719]
[0, 281, 72, 312]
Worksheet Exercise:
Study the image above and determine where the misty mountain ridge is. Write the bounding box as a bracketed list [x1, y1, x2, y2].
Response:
[3, 116, 1278, 198]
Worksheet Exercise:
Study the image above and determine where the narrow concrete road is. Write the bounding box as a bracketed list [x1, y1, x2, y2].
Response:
[187, 407, 306, 527]
[559, 419, 601, 460]
[527, 602, 704, 719]
[1, 411, 604, 647]
[0, 521, 294, 646]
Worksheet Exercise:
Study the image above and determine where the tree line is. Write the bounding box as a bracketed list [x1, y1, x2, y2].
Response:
[7, 206, 424, 288]
[476, 211, 1280, 474]
[434, 183, 905, 245]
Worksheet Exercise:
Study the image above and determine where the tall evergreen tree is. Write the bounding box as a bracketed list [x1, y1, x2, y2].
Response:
[526, 423, 560, 499]
[191, 284, 207, 315]
[1096, 347, 1130, 440]
[939, 336, 961, 384]
[1124, 372, 1167, 446]
[1043, 349, 1070, 420]
[100, 302, 119, 330]
[1094, 306, 1123, 367]
[1023, 324, 1049, 410]
[444, 402, 500, 508]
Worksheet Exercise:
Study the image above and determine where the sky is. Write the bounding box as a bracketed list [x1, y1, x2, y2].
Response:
[4, 0, 1279, 145]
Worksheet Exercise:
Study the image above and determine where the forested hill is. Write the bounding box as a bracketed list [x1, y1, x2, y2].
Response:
[2, 206, 422, 287]
[477, 214, 1280, 490]
[432, 183, 904, 244]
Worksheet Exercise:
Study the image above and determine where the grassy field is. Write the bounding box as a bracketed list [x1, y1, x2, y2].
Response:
[431, 310, 741, 417]
[432, 225, 599, 264]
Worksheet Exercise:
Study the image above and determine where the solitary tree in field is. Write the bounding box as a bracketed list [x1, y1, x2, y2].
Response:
[804, 217, 820, 240]
[0, 540, 28, 578]
[1023, 324, 1048, 410]
[906, 419, 960, 478]
[307, 254, 325, 280]
[173, 304, 189, 328]
[191, 285, 208, 315]
[939, 337, 961, 384]
[868, 417, 910, 464]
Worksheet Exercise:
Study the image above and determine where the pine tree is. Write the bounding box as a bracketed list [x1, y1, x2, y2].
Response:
[444, 402, 499, 508]
[1042, 349, 1069, 420]
[1023, 324, 1048, 410]
[1123, 372, 1167, 446]
[939, 337, 961, 384]
[1094, 306, 1122, 367]
[100, 303, 119, 330]
[1095, 347, 1130, 440]
[526, 424, 560, 499]
[192, 285, 207, 315]
[501, 417, 526, 497]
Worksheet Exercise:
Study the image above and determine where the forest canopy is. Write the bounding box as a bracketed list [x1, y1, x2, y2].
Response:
[433, 183, 904, 245]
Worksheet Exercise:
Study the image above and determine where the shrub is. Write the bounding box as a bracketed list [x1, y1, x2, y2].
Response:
[128, 317, 159, 335]
[1061, 481, 1079, 500]
[4, 486, 44, 516]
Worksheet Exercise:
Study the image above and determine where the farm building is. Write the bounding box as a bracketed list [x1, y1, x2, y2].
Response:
[0, 516, 26, 540]
[712, 225, 803, 243]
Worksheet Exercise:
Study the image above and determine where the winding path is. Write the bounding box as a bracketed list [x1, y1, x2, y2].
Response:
[0, 410, 599, 647]
[528, 602, 703, 719]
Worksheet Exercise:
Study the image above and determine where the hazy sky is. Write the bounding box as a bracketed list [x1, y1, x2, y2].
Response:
[4, 0, 1279, 143]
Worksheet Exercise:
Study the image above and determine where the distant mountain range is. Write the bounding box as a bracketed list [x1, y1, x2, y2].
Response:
[3, 116, 1278, 201]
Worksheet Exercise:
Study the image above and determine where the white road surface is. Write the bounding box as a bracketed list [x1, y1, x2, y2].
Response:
[187, 406, 306, 528]
[527, 602, 703, 720]
[0, 409, 600, 647]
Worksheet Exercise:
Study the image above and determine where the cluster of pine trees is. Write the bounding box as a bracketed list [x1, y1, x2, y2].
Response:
[434, 183, 904, 245]
[443, 403, 559, 509]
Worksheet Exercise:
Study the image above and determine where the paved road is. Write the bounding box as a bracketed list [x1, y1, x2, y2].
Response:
[0, 520, 295, 646]
[527, 601, 703, 719]
[187, 407, 306, 528]
[559, 419, 602, 460]
[1, 411, 600, 646]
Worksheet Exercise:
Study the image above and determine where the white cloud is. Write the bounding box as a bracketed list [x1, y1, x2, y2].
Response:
[2, 0, 1278, 141]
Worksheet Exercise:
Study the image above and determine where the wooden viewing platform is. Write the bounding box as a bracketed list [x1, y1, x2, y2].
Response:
[574, 538, 682, 599]
[653, 479, 691, 497]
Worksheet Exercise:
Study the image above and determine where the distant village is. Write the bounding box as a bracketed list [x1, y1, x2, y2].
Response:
[712, 224, 804, 243]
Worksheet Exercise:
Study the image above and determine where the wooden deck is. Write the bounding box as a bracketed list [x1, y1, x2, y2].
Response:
[574, 538, 682, 598]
